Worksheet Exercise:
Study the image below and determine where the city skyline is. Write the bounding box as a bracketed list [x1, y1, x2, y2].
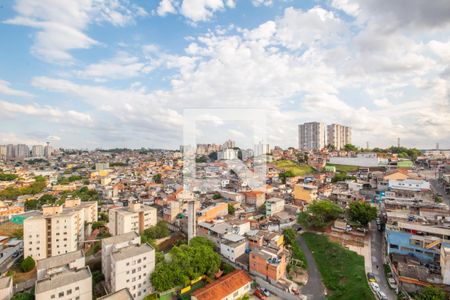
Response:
[1, 0, 449, 149]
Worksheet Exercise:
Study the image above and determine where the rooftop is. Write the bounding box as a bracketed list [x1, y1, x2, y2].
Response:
[112, 243, 154, 262]
[35, 267, 91, 294]
[98, 288, 133, 300]
[191, 269, 252, 300]
[37, 250, 84, 270]
[102, 231, 139, 246]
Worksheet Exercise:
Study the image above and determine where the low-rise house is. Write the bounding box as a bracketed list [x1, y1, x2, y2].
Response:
[220, 239, 247, 263]
[191, 270, 252, 300]
[265, 198, 285, 216]
[249, 247, 287, 282]
[293, 184, 317, 205]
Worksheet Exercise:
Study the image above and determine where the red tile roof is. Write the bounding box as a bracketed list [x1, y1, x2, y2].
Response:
[191, 270, 252, 300]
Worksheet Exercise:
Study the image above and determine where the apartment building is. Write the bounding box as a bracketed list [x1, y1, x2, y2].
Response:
[0, 146, 6, 161]
[35, 250, 92, 300]
[327, 124, 351, 150]
[109, 243, 155, 299]
[99, 289, 133, 300]
[24, 205, 85, 260]
[265, 198, 285, 216]
[102, 232, 141, 284]
[0, 276, 13, 300]
[65, 197, 98, 225]
[31, 145, 45, 157]
[191, 270, 252, 300]
[298, 122, 326, 151]
[108, 203, 157, 236]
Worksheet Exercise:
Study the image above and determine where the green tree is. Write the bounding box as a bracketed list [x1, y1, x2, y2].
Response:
[142, 221, 170, 240]
[0, 174, 18, 181]
[415, 286, 446, 300]
[153, 174, 162, 184]
[331, 172, 356, 183]
[20, 256, 36, 272]
[298, 200, 343, 229]
[11, 292, 34, 300]
[347, 201, 377, 227]
[228, 203, 236, 215]
[344, 144, 358, 152]
[212, 193, 221, 199]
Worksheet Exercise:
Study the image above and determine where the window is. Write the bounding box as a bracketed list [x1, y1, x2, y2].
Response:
[75, 287, 79, 291]
[59, 292, 64, 297]
[67, 289, 72, 295]
[51, 295, 55, 299]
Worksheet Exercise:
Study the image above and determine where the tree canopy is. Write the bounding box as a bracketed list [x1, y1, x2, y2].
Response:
[415, 286, 447, 300]
[0, 173, 18, 181]
[347, 201, 377, 227]
[150, 236, 220, 292]
[298, 200, 343, 229]
[0, 176, 46, 200]
[20, 256, 36, 272]
[344, 144, 358, 152]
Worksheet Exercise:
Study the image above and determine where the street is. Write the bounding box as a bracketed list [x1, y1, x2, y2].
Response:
[296, 236, 326, 300]
[369, 222, 396, 300]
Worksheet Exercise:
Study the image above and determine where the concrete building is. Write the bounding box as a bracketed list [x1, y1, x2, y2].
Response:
[191, 269, 252, 300]
[65, 197, 98, 224]
[14, 144, 29, 159]
[254, 142, 270, 157]
[298, 122, 326, 151]
[108, 203, 157, 236]
[44, 142, 52, 158]
[220, 239, 246, 263]
[197, 202, 228, 223]
[24, 205, 85, 260]
[329, 152, 388, 167]
[31, 145, 45, 157]
[0, 146, 6, 161]
[5, 145, 14, 160]
[35, 250, 92, 300]
[265, 198, 285, 216]
[0, 276, 13, 300]
[102, 232, 141, 284]
[109, 243, 155, 299]
[223, 139, 236, 149]
[218, 148, 239, 160]
[249, 247, 286, 282]
[327, 124, 351, 150]
[99, 289, 134, 300]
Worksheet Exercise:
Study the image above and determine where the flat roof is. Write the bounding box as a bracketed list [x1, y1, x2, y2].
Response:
[37, 250, 84, 270]
[112, 244, 154, 262]
[98, 288, 133, 300]
[35, 267, 91, 294]
[102, 232, 139, 246]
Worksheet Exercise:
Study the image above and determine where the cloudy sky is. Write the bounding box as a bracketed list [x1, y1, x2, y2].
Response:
[0, 0, 449, 150]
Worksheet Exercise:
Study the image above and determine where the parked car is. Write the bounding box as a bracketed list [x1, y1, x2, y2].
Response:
[367, 272, 376, 282]
[370, 282, 380, 292]
[12, 251, 19, 258]
[377, 290, 388, 300]
[261, 288, 271, 297]
[254, 289, 267, 300]
[387, 277, 397, 289]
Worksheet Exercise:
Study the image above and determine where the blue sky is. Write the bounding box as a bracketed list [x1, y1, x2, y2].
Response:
[0, 0, 449, 149]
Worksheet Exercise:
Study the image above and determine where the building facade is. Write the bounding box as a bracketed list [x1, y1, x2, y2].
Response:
[327, 124, 351, 150]
[108, 203, 157, 236]
[298, 122, 326, 151]
[24, 205, 85, 260]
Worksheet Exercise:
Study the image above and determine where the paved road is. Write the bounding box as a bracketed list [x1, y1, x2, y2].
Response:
[430, 179, 450, 205]
[370, 222, 396, 300]
[296, 236, 325, 300]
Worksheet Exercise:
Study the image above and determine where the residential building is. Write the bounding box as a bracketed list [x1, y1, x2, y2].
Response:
[327, 124, 351, 150]
[191, 269, 252, 300]
[265, 198, 285, 216]
[197, 202, 228, 222]
[14, 144, 29, 159]
[6, 144, 14, 160]
[298, 122, 326, 151]
[24, 205, 85, 260]
[108, 243, 155, 299]
[65, 197, 98, 224]
[293, 184, 318, 204]
[0, 146, 6, 160]
[254, 142, 270, 157]
[31, 145, 45, 157]
[220, 239, 246, 262]
[243, 191, 265, 207]
[99, 289, 133, 300]
[218, 148, 239, 160]
[223, 140, 236, 149]
[249, 247, 286, 282]
[0, 276, 13, 300]
[35, 250, 92, 300]
[44, 142, 52, 158]
[102, 232, 141, 284]
[108, 202, 157, 236]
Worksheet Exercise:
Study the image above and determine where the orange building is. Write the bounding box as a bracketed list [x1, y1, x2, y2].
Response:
[249, 247, 286, 282]
[242, 191, 266, 207]
[197, 202, 228, 222]
[293, 184, 318, 205]
[0, 206, 24, 217]
[191, 270, 252, 300]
